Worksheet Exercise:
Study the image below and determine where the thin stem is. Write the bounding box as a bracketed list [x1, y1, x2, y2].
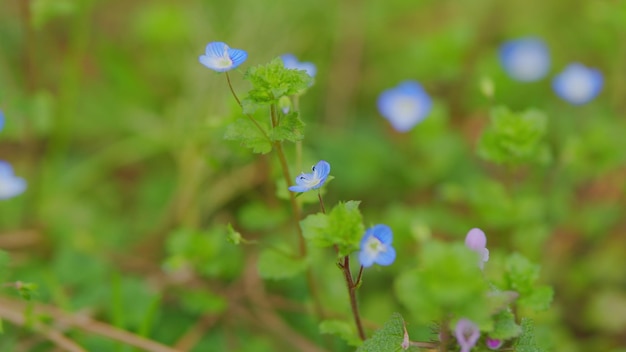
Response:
[339, 255, 366, 340]
[355, 265, 364, 286]
[224, 72, 270, 142]
[317, 192, 326, 214]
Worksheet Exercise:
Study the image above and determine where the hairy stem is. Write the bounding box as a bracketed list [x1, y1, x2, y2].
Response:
[225, 72, 270, 142]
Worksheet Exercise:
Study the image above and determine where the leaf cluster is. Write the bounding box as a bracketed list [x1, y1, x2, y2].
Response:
[300, 201, 364, 257]
[478, 106, 551, 166]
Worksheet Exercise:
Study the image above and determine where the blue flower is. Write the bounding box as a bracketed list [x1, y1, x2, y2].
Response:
[0, 161, 27, 200]
[377, 81, 432, 132]
[465, 228, 489, 270]
[455, 319, 480, 352]
[288, 160, 330, 193]
[552, 63, 603, 105]
[499, 38, 550, 82]
[0, 109, 4, 132]
[199, 42, 248, 72]
[280, 54, 317, 78]
[358, 224, 396, 267]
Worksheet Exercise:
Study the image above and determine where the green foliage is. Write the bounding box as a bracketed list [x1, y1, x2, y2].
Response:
[300, 201, 364, 257]
[478, 106, 551, 166]
[357, 313, 418, 352]
[490, 309, 522, 340]
[395, 241, 491, 326]
[514, 318, 545, 352]
[504, 253, 553, 312]
[269, 112, 305, 143]
[319, 320, 361, 347]
[242, 58, 313, 114]
[257, 245, 308, 280]
[224, 118, 272, 154]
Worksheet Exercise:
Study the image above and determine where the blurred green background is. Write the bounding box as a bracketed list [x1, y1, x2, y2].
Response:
[1, 0, 626, 351]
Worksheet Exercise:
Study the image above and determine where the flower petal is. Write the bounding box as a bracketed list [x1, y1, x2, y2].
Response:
[371, 224, 393, 245]
[228, 48, 248, 69]
[377, 81, 432, 132]
[374, 246, 396, 266]
[499, 38, 550, 82]
[552, 63, 603, 105]
[465, 228, 486, 250]
[358, 247, 376, 268]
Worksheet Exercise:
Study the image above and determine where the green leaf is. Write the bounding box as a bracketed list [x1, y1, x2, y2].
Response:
[224, 118, 271, 154]
[505, 253, 540, 293]
[270, 112, 305, 143]
[395, 242, 490, 325]
[490, 309, 522, 340]
[478, 106, 551, 166]
[513, 318, 545, 352]
[180, 289, 227, 315]
[518, 285, 553, 312]
[242, 58, 312, 113]
[257, 245, 308, 280]
[300, 201, 364, 256]
[357, 313, 418, 352]
[319, 320, 362, 347]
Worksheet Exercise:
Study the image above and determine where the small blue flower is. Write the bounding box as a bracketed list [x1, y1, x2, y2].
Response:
[377, 81, 432, 132]
[499, 38, 550, 82]
[0, 109, 5, 131]
[455, 319, 480, 352]
[552, 63, 603, 105]
[280, 54, 317, 78]
[199, 42, 248, 72]
[288, 160, 330, 193]
[465, 228, 489, 270]
[358, 224, 396, 267]
[0, 161, 27, 200]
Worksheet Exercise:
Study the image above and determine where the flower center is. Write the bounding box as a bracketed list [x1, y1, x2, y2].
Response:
[366, 236, 384, 255]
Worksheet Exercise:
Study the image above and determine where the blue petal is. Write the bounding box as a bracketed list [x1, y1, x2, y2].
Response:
[0, 110, 4, 132]
[499, 38, 550, 82]
[205, 42, 229, 57]
[552, 63, 603, 105]
[0, 161, 27, 200]
[281, 54, 317, 78]
[288, 185, 308, 192]
[374, 246, 396, 266]
[371, 224, 393, 245]
[377, 81, 432, 132]
[358, 247, 376, 267]
[0, 161, 14, 176]
[228, 48, 248, 69]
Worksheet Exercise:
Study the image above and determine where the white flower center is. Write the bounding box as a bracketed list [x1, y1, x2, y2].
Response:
[366, 236, 384, 256]
[561, 70, 594, 103]
[390, 96, 420, 122]
[510, 48, 547, 81]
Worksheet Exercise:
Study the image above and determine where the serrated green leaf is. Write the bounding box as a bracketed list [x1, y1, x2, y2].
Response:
[505, 253, 540, 293]
[224, 118, 271, 154]
[490, 309, 522, 340]
[357, 313, 418, 352]
[513, 318, 545, 352]
[395, 242, 490, 325]
[518, 285, 553, 312]
[270, 112, 305, 143]
[258, 246, 307, 280]
[329, 201, 364, 256]
[478, 106, 551, 165]
[319, 320, 362, 347]
[243, 58, 312, 113]
[301, 213, 331, 247]
[300, 201, 363, 256]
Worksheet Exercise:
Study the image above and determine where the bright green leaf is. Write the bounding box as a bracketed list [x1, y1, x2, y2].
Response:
[518, 285, 554, 312]
[357, 313, 418, 352]
[513, 318, 545, 352]
[490, 309, 522, 340]
[224, 118, 272, 154]
[270, 112, 305, 143]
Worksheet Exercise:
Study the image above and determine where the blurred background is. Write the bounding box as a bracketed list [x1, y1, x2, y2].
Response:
[1, 0, 625, 351]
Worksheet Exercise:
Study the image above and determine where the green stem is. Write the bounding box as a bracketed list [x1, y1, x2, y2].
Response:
[225, 72, 271, 142]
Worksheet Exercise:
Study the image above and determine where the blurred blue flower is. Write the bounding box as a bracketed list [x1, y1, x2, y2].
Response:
[358, 224, 396, 267]
[280, 54, 317, 78]
[377, 81, 432, 132]
[465, 228, 489, 270]
[199, 42, 248, 72]
[0, 161, 27, 200]
[552, 63, 603, 105]
[0, 109, 4, 131]
[288, 160, 330, 193]
[499, 38, 550, 82]
[455, 319, 480, 352]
